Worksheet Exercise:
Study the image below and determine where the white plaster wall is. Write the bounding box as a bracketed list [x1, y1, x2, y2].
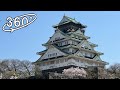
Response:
[69, 40, 72, 44]
[40, 58, 99, 70]
[49, 31, 65, 42]
[80, 41, 93, 50]
[40, 47, 66, 60]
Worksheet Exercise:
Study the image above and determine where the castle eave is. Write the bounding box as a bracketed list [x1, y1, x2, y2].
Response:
[53, 22, 86, 28]
[36, 50, 47, 55]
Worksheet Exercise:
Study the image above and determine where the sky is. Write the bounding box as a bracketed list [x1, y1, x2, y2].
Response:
[0, 11, 120, 67]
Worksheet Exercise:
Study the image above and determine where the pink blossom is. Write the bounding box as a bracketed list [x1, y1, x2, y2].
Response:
[62, 67, 87, 77]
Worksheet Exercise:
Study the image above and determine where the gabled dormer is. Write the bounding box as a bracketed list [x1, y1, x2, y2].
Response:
[81, 41, 93, 50]
[93, 55, 102, 61]
[45, 29, 68, 45]
[40, 45, 67, 60]
[77, 40, 93, 50]
[74, 50, 84, 57]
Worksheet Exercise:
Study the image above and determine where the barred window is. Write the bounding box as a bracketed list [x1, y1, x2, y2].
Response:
[56, 60, 59, 64]
[50, 61, 54, 64]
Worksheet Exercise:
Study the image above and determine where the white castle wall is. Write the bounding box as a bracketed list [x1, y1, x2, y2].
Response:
[40, 46, 66, 60]
[40, 58, 98, 70]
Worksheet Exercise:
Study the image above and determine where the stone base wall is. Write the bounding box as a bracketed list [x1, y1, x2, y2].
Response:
[42, 66, 108, 79]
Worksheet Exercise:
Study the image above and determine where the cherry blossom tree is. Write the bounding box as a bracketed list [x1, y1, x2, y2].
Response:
[62, 67, 87, 78]
[0, 59, 35, 79]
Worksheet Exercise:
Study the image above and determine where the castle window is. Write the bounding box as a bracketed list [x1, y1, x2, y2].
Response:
[75, 59, 79, 62]
[42, 62, 45, 66]
[45, 62, 48, 65]
[72, 49, 76, 53]
[55, 37, 60, 41]
[81, 46, 84, 48]
[60, 59, 64, 63]
[56, 53, 57, 56]
[66, 49, 69, 52]
[81, 60, 83, 63]
[50, 61, 54, 64]
[72, 41, 74, 45]
[65, 41, 68, 45]
[85, 46, 88, 49]
[58, 42, 62, 46]
[47, 62, 50, 65]
[65, 59, 68, 62]
[53, 53, 55, 56]
[76, 36, 78, 39]
[90, 54, 93, 58]
[48, 53, 57, 58]
[85, 52, 87, 56]
[56, 60, 59, 64]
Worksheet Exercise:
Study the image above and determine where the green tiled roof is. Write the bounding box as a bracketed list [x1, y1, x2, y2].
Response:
[53, 15, 86, 28]
[59, 15, 80, 24]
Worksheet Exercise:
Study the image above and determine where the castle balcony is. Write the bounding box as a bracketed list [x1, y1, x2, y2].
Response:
[39, 58, 98, 70]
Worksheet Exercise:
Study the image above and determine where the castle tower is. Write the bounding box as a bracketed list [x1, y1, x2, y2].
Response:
[35, 15, 108, 74]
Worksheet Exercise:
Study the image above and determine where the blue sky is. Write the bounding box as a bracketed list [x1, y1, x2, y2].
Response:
[0, 11, 120, 67]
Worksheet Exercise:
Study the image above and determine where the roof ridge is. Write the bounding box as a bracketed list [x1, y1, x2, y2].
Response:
[65, 16, 77, 21]
[53, 15, 87, 28]
[59, 15, 79, 24]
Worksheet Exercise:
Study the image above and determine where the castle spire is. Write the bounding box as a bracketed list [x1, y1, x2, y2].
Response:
[64, 13, 66, 17]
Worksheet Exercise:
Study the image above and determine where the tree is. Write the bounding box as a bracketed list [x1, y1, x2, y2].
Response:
[0, 60, 13, 79]
[18, 60, 35, 78]
[34, 64, 43, 79]
[107, 63, 120, 79]
[62, 67, 87, 78]
[0, 59, 35, 79]
[49, 67, 87, 79]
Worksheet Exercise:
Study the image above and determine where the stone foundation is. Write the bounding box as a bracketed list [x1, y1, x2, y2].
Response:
[42, 66, 108, 79]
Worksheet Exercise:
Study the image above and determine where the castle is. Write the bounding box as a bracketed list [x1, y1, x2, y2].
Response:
[35, 15, 108, 76]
